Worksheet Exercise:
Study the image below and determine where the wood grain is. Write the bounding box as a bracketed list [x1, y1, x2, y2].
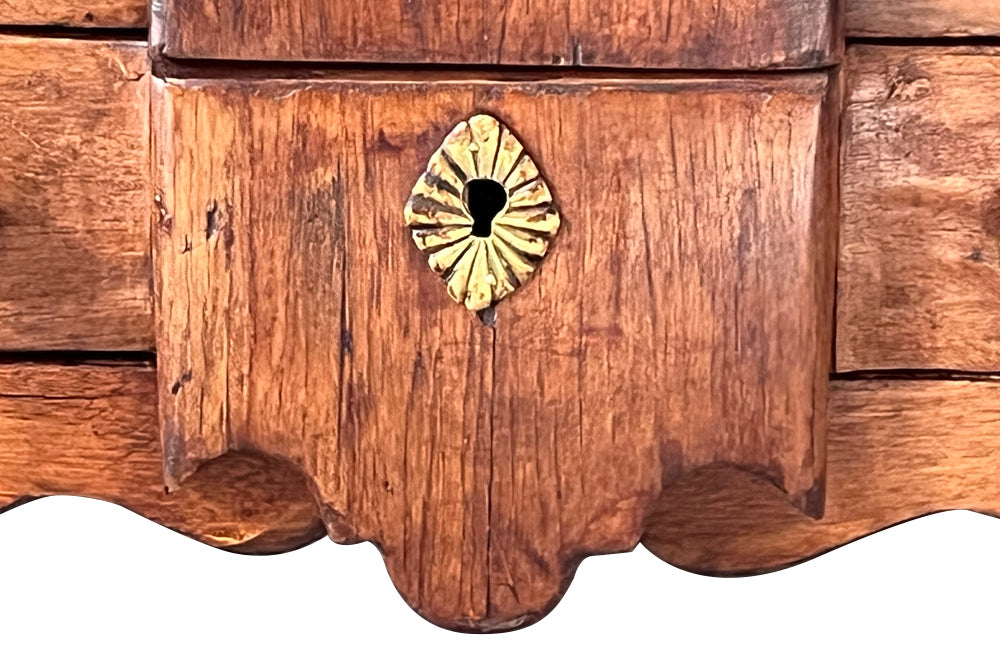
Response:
[0, 0, 147, 27]
[153, 73, 837, 629]
[644, 378, 1000, 574]
[7, 369, 1000, 615]
[0, 363, 324, 554]
[838, 46, 1000, 372]
[0, 36, 153, 351]
[480, 78, 838, 615]
[847, 0, 1000, 38]
[154, 0, 838, 70]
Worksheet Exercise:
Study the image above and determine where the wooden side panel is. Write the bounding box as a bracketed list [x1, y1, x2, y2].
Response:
[156, 0, 838, 70]
[838, 47, 1000, 372]
[847, 0, 1000, 38]
[0, 363, 324, 554]
[644, 379, 1000, 574]
[0, 0, 147, 27]
[153, 74, 835, 630]
[0, 36, 153, 351]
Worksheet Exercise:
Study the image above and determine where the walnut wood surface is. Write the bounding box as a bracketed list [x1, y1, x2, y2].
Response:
[152, 72, 836, 629]
[0, 36, 153, 351]
[154, 0, 838, 70]
[0, 363, 324, 554]
[0, 0, 147, 27]
[838, 46, 1000, 372]
[847, 0, 1000, 38]
[644, 378, 1000, 574]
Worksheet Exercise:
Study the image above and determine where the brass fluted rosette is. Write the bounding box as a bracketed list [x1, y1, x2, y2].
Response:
[405, 114, 561, 312]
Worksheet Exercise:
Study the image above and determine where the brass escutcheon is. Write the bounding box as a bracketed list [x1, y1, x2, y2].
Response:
[405, 114, 561, 312]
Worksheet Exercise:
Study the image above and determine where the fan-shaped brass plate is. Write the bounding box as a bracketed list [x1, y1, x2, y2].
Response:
[404, 115, 561, 312]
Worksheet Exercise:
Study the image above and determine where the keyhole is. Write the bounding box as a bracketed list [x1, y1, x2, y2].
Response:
[464, 179, 508, 237]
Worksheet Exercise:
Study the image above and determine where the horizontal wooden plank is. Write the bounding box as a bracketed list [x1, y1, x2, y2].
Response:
[838, 46, 1000, 372]
[847, 0, 1000, 38]
[0, 36, 153, 351]
[0, 0, 147, 28]
[644, 378, 1000, 573]
[155, 0, 838, 69]
[0, 363, 324, 554]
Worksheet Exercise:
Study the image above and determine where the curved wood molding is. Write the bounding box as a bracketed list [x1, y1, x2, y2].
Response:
[0, 363, 324, 555]
[645, 379, 1000, 573]
[4, 366, 1000, 629]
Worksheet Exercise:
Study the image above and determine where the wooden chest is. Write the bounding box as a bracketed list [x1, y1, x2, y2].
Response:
[1, 0, 999, 632]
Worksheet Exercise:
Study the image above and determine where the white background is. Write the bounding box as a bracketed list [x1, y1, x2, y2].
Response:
[1, 496, 996, 648]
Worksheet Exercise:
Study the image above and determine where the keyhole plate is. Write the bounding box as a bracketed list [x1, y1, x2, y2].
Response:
[404, 114, 561, 312]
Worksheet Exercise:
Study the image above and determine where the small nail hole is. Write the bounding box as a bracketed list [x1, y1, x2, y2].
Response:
[478, 306, 497, 327]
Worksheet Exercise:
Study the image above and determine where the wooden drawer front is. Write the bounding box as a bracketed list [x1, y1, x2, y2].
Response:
[154, 0, 839, 69]
[0, 37, 152, 351]
[153, 74, 837, 628]
[839, 46, 1000, 372]
[0, 0, 147, 27]
[848, 0, 1000, 38]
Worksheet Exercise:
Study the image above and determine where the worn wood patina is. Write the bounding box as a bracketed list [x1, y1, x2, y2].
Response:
[0, 0, 998, 634]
